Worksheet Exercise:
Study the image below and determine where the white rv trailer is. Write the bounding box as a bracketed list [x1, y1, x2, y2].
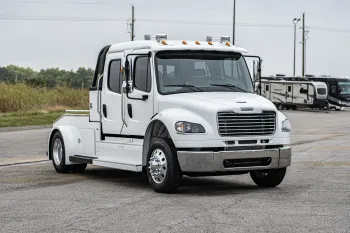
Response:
[258, 77, 329, 110]
[47, 35, 292, 193]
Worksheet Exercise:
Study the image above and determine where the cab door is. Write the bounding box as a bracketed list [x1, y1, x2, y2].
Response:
[101, 53, 124, 136]
[122, 54, 154, 136]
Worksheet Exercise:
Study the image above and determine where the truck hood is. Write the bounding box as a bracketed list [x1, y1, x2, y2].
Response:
[158, 92, 276, 114]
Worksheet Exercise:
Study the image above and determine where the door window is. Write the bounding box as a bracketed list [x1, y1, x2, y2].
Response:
[134, 57, 152, 93]
[108, 60, 122, 93]
[288, 86, 292, 92]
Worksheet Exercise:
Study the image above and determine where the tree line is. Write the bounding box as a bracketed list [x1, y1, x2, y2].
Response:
[0, 65, 94, 88]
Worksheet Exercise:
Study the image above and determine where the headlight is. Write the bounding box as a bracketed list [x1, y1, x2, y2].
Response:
[175, 121, 206, 134]
[282, 119, 291, 132]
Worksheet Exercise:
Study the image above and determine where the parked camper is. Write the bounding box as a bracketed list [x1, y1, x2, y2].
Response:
[302, 77, 350, 111]
[258, 77, 329, 110]
[47, 35, 292, 193]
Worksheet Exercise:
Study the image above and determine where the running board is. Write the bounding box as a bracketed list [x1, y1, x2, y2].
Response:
[69, 155, 97, 164]
[93, 160, 143, 172]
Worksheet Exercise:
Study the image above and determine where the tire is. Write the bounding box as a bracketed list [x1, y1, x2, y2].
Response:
[250, 168, 287, 188]
[146, 138, 182, 193]
[51, 131, 70, 173]
[70, 164, 87, 173]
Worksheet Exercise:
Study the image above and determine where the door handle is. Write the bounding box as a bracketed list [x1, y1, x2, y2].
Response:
[127, 104, 133, 118]
[102, 104, 107, 118]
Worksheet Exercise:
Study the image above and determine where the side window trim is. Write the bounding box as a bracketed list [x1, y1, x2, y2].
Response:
[107, 59, 122, 94]
[133, 56, 151, 93]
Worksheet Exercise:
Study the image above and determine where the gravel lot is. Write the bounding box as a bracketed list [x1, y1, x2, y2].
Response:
[0, 110, 349, 233]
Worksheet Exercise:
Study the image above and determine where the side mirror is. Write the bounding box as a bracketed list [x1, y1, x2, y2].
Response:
[125, 60, 130, 80]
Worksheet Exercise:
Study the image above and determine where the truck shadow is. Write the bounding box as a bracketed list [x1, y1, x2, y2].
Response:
[83, 167, 265, 195]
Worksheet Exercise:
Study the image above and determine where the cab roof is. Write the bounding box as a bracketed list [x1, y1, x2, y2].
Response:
[108, 40, 248, 54]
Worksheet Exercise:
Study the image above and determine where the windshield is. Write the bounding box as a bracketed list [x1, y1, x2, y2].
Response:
[155, 51, 254, 95]
[338, 81, 350, 95]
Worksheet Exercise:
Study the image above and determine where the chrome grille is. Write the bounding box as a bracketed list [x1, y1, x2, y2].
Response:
[218, 111, 276, 137]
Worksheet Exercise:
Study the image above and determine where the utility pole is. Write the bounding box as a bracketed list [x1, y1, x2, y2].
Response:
[232, 0, 236, 45]
[293, 18, 300, 77]
[305, 27, 310, 76]
[131, 5, 135, 41]
[301, 13, 305, 77]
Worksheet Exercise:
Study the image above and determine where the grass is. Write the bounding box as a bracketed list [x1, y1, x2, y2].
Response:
[0, 110, 65, 128]
[0, 83, 88, 112]
[0, 83, 89, 128]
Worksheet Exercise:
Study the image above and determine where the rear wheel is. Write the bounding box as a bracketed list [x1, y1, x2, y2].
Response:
[51, 132, 70, 173]
[250, 168, 287, 188]
[146, 138, 182, 193]
[51, 131, 87, 174]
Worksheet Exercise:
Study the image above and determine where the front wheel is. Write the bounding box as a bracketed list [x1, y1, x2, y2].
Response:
[250, 168, 287, 188]
[146, 138, 182, 193]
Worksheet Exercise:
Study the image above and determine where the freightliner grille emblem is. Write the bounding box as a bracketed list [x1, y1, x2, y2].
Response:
[240, 107, 254, 111]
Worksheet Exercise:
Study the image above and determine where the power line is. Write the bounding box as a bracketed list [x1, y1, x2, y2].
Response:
[6, 0, 235, 11]
[0, 16, 126, 22]
[1, 15, 350, 34]
[310, 26, 350, 33]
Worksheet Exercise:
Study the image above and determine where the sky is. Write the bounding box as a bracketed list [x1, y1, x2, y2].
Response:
[1, 0, 350, 77]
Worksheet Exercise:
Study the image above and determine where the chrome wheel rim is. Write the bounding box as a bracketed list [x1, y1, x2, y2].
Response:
[148, 149, 167, 184]
[53, 138, 63, 165]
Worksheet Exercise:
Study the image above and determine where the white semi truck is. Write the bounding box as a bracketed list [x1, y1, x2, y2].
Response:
[47, 35, 292, 193]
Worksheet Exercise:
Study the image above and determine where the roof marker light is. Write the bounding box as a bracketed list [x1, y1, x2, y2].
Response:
[208, 41, 213, 45]
[182, 40, 187, 45]
[195, 41, 201, 45]
[162, 40, 167, 45]
[226, 41, 231, 46]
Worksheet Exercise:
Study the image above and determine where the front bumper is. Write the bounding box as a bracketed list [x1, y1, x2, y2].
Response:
[177, 147, 291, 172]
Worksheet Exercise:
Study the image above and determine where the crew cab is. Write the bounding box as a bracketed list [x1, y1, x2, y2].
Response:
[47, 34, 292, 193]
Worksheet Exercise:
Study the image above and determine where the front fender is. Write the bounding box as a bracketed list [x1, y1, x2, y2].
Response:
[275, 111, 291, 144]
[151, 108, 215, 146]
[48, 126, 80, 165]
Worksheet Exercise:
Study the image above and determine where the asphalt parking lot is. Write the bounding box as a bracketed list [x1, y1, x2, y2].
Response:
[0, 110, 349, 233]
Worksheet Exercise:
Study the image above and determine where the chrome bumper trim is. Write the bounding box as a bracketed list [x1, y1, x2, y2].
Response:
[177, 147, 291, 172]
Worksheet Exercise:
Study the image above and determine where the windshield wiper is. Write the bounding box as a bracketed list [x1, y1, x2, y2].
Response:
[164, 84, 204, 92]
[210, 84, 246, 93]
